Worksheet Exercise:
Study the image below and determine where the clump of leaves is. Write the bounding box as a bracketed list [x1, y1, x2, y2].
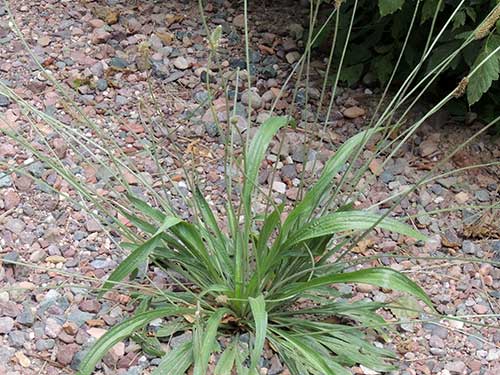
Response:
[315, 0, 500, 120]
[73, 117, 433, 375]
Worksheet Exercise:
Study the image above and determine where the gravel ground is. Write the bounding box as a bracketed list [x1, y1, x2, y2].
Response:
[0, 0, 499, 374]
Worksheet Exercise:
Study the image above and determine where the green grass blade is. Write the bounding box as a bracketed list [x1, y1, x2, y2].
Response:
[193, 309, 229, 375]
[248, 295, 268, 371]
[280, 267, 433, 308]
[214, 341, 236, 375]
[152, 341, 193, 375]
[77, 307, 192, 375]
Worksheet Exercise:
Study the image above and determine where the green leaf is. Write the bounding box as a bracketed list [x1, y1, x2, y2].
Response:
[100, 235, 163, 294]
[467, 34, 500, 105]
[242, 116, 288, 210]
[193, 309, 229, 375]
[152, 341, 193, 375]
[281, 267, 433, 308]
[378, 0, 405, 17]
[248, 295, 268, 371]
[452, 10, 466, 30]
[372, 53, 394, 83]
[283, 211, 426, 251]
[214, 342, 237, 375]
[339, 63, 364, 86]
[274, 331, 350, 375]
[77, 307, 192, 375]
[280, 129, 377, 240]
[421, 0, 444, 24]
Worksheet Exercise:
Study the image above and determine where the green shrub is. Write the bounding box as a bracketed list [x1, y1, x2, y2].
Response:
[315, 0, 500, 120]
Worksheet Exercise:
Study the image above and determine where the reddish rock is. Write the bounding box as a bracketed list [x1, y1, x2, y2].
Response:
[56, 343, 79, 366]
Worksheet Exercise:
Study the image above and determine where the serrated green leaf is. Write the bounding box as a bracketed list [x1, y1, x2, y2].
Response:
[467, 34, 500, 105]
[378, 0, 405, 17]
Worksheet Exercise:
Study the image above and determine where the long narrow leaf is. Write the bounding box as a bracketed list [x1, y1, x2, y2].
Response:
[214, 341, 237, 375]
[279, 267, 433, 307]
[283, 211, 426, 250]
[100, 235, 163, 293]
[248, 295, 268, 371]
[77, 307, 192, 375]
[193, 309, 229, 375]
[152, 341, 193, 375]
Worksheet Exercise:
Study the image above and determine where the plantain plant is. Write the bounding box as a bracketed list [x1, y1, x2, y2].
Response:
[1, 0, 499, 374]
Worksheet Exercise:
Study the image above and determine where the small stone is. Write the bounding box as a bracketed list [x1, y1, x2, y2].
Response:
[85, 219, 101, 232]
[475, 189, 489, 202]
[91, 28, 111, 44]
[343, 106, 366, 119]
[472, 304, 488, 314]
[15, 351, 30, 368]
[79, 300, 101, 313]
[38, 36, 51, 47]
[46, 255, 66, 264]
[57, 343, 79, 366]
[233, 14, 245, 28]
[35, 338, 55, 351]
[17, 305, 35, 326]
[419, 139, 438, 157]
[272, 181, 286, 194]
[454, 192, 469, 206]
[45, 317, 63, 338]
[285, 51, 301, 64]
[9, 331, 26, 348]
[96, 79, 108, 91]
[0, 94, 10, 107]
[241, 90, 262, 109]
[462, 240, 476, 254]
[5, 218, 25, 234]
[0, 317, 14, 333]
[441, 228, 460, 248]
[110, 57, 128, 69]
[88, 19, 105, 28]
[445, 361, 466, 374]
[429, 335, 445, 348]
[173, 56, 190, 70]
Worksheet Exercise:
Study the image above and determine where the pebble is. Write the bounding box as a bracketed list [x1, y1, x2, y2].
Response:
[173, 56, 190, 70]
[0, 94, 10, 107]
[45, 318, 63, 338]
[343, 106, 365, 118]
[0, 317, 14, 334]
[5, 218, 25, 234]
[241, 89, 262, 109]
[272, 181, 286, 194]
[445, 361, 466, 374]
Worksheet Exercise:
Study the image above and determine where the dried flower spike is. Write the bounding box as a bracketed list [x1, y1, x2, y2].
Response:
[453, 77, 469, 98]
[474, 6, 500, 40]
